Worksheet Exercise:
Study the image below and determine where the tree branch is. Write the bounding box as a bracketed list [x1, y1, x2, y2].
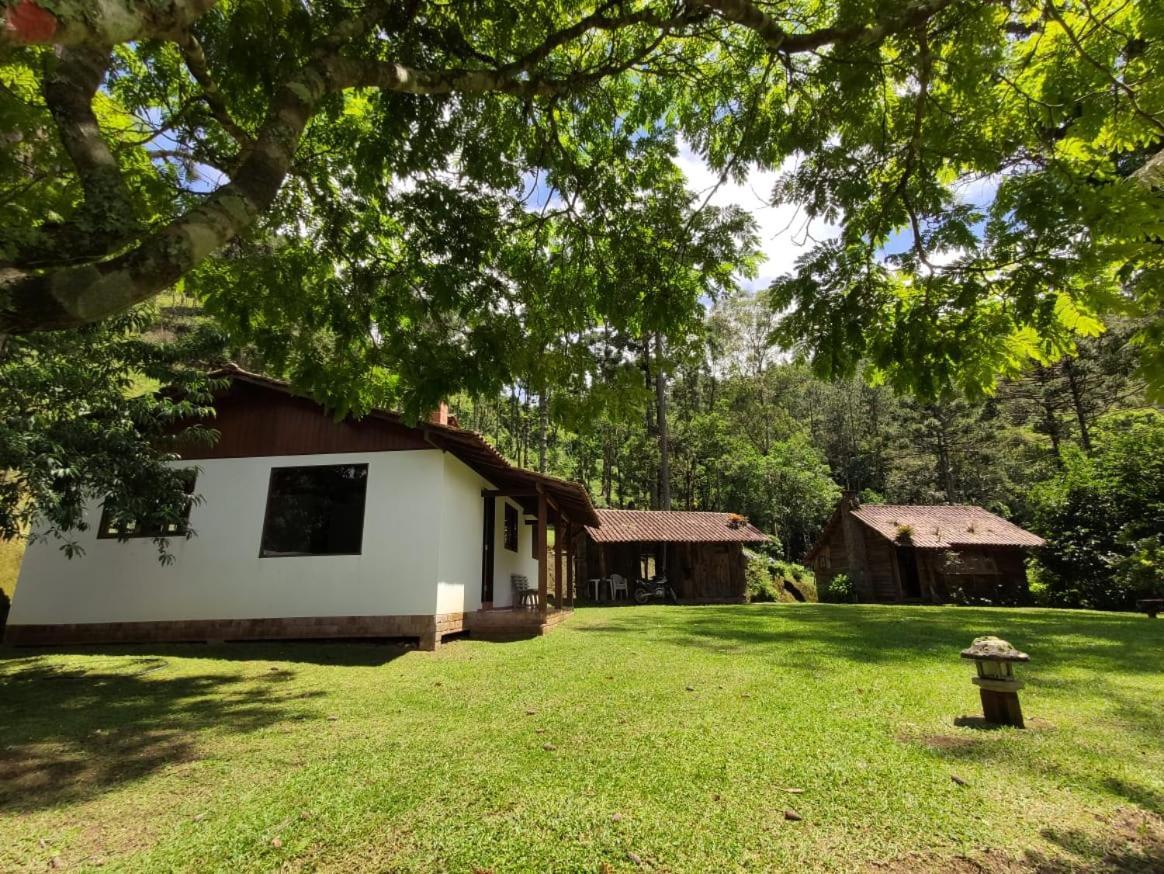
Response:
[698, 0, 960, 54]
[4, 46, 137, 269]
[0, 3, 692, 330]
[0, 58, 332, 331]
[1044, 0, 1164, 137]
[178, 33, 254, 149]
[0, 0, 217, 54]
[2, 1, 673, 329]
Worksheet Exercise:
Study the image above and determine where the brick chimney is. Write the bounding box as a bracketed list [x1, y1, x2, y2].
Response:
[428, 401, 450, 427]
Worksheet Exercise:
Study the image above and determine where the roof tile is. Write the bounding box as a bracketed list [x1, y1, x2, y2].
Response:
[586, 509, 769, 543]
[851, 505, 1045, 549]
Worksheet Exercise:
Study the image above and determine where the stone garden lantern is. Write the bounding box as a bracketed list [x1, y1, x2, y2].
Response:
[961, 636, 1029, 728]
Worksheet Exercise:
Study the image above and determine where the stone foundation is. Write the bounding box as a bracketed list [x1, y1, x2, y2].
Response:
[3, 612, 467, 651]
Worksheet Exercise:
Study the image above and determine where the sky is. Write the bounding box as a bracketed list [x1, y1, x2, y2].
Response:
[674, 142, 1002, 291]
[673, 141, 839, 293]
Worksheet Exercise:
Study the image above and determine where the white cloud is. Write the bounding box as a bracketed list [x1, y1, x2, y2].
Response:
[674, 141, 840, 291]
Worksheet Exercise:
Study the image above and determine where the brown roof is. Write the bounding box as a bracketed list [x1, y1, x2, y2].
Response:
[203, 366, 598, 527]
[585, 509, 769, 544]
[850, 504, 1045, 549]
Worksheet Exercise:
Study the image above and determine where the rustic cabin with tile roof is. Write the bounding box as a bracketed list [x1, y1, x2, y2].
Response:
[806, 494, 1045, 604]
[579, 510, 769, 603]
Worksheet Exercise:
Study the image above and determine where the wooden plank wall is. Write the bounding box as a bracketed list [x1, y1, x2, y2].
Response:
[173, 382, 431, 459]
[578, 537, 747, 602]
[931, 547, 1030, 604]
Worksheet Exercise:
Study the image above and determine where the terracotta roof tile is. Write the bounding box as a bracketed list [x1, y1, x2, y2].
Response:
[586, 509, 769, 543]
[851, 505, 1045, 549]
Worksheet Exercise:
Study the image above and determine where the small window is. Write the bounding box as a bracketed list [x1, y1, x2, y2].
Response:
[98, 470, 197, 539]
[260, 463, 368, 557]
[503, 503, 519, 553]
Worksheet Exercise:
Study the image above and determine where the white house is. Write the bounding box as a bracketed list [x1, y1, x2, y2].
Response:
[5, 367, 596, 650]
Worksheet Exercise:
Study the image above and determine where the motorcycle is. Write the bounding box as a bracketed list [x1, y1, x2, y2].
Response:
[632, 573, 678, 605]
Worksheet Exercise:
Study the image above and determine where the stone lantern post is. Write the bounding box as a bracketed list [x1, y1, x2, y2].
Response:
[961, 636, 1029, 728]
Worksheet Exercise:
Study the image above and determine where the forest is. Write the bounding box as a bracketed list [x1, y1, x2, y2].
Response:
[452, 293, 1162, 611]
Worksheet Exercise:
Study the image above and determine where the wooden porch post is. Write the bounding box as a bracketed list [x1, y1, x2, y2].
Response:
[537, 492, 548, 614]
[554, 521, 564, 611]
[566, 522, 575, 610]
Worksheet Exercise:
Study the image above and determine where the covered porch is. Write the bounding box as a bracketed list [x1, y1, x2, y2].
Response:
[578, 510, 770, 603]
[473, 475, 596, 640]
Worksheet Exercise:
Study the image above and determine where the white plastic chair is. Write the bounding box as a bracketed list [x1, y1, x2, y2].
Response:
[609, 573, 628, 601]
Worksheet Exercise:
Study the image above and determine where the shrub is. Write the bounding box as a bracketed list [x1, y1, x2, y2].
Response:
[821, 572, 855, 603]
[1030, 410, 1164, 610]
[745, 552, 779, 602]
[772, 560, 817, 601]
[746, 554, 818, 603]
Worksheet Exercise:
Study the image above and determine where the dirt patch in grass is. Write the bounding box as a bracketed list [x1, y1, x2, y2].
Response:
[869, 808, 1164, 873]
[916, 733, 980, 752]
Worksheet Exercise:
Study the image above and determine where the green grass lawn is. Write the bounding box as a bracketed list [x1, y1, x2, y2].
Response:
[1, 605, 1161, 872]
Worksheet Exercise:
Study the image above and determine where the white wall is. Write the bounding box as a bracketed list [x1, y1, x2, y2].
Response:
[435, 454, 486, 615]
[9, 450, 448, 625]
[490, 494, 540, 609]
[433, 454, 540, 612]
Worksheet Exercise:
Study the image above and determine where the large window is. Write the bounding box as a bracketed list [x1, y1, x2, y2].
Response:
[503, 503, 519, 553]
[260, 464, 368, 557]
[98, 470, 197, 539]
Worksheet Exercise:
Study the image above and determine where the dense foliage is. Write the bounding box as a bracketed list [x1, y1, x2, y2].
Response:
[457, 292, 1158, 609]
[0, 311, 221, 559]
[0, 0, 1160, 409]
[1029, 410, 1164, 610]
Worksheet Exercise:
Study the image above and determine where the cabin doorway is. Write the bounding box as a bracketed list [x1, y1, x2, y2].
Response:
[896, 546, 922, 599]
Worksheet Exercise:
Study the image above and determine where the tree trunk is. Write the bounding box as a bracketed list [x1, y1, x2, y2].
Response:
[642, 336, 659, 509]
[537, 390, 548, 473]
[602, 425, 613, 506]
[654, 333, 671, 510]
[1035, 365, 1064, 464]
[934, 407, 957, 503]
[1062, 357, 1092, 453]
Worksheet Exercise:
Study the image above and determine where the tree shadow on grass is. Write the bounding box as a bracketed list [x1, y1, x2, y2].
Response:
[1028, 808, 1164, 872]
[0, 651, 337, 813]
[576, 604, 1164, 678]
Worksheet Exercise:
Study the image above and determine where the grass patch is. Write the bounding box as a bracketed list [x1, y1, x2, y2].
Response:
[0, 536, 24, 600]
[1, 605, 1161, 871]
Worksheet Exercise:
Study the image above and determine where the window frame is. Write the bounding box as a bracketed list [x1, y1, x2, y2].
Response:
[97, 469, 198, 540]
[258, 462, 369, 559]
[503, 502, 519, 553]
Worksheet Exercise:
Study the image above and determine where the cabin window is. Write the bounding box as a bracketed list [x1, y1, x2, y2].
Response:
[260, 463, 368, 557]
[98, 470, 198, 539]
[503, 503, 519, 552]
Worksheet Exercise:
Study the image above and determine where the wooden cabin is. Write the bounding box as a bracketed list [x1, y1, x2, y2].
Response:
[806, 495, 1044, 605]
[579, 510, 769, 603]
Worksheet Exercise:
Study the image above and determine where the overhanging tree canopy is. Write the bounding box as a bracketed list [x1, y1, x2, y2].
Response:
[1, 0, 1162, 405]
